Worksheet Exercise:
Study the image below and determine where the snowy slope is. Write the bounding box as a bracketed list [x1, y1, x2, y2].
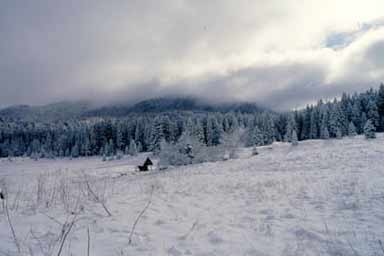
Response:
[1, 135, 384, 256]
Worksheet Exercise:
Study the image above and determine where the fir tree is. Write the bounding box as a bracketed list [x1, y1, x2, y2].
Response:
[71, 144, 79, 158]
[291, 130, 298, 146]
[116, 123, 124, 151]
[364, 119, 376, 139]
[150, 116, 165, 152]
[377, 83, 384, 131]
[128, 139, 138, 156]
[321, 127, 330, 140]
[336, 128, 342, 139]
[351, 102, 362, 133]
[248, 126, 264, 146]
[284, 114, 296, 142]
[367, 99, 380, 128]
[348, 122, 357, 137]
[206, 115, 222, 146]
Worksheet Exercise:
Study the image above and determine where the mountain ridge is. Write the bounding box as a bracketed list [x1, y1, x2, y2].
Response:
[0, 97, 268, 121]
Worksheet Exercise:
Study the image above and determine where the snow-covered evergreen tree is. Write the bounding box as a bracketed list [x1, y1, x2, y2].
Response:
[321, 126, 330, 140]
[71, 144, 79, 158]
[137, 141, 143, 153]
[150, 116, 165, 152]
[366, 99, 380, 128]
[336, 128, 342, 139]
[116, 123, 124, 151]
[377, 83, 384, 131]
[291, 130, 298, 146]
[128, 139, 138, 156]
[206, 115, 222, 146]
[193, 119, 205, 143]
[364, 119, 376, 139]
[348, 122, 357, 137]
[248, 126, 264, 147]
[328, 103, 342, 138]
[284, 114, 296, 142]
[351, 102, 362, 133]
[309, 108, 319, 139]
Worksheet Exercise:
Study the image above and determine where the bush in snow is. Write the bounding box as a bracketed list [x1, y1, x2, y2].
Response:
[220, 129, 244, 160]
[159, 132, 224, 167]
[364, 119, 376, 139]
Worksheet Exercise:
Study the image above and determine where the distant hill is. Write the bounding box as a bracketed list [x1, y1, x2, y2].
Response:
[0, 101, 92, 122]
[84, 97, 267, 117]
[0, 97, 268, 121]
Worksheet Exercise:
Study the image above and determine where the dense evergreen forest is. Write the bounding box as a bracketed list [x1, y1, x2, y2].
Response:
[0, 84, 383, 159]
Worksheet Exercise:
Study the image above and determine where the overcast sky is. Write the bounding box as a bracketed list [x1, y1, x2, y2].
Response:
[1, 0, 384, 110]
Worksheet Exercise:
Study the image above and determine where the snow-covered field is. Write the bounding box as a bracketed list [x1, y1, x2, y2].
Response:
[1, 135, 384, 256]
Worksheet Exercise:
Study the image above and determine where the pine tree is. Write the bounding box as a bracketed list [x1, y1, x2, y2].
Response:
[150, 116, 165, 152]
[351, 102, 362, 133]
[291, 130, 298, 146]
[309, 108, 319, 139]
[301, 106, 311, 140]
[364, 119, 376, 139]
[336, 128, 342, 139]
[128, 139, 138, 156]
[284, 114, 296, 142]
[137, 141, 143, 152]
[116, 123, 124, 151]
[84, 136, 91, 156]
[193, 119, 205, 143]
[108, 139, 114, 156]
[248, 126, 264, 146]
[206, 115, 222, 146]
[377, 83, 384, 131]
[31, 139, 41, 154]
[321, 127, 330, 140]
[328, 104, 341, 137]
[348, 122, 357, 137]
[71, 144, 79, 158]
[124, 145, 129, 155]
[361, 112, 367, 133]
[261, 114, 275, 144]
[367, 99, 380, 128]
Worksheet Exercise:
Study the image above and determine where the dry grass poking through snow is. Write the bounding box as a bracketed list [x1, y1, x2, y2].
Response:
[1, 135, 384, 255]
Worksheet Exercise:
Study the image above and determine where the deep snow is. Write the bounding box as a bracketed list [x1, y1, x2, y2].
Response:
[1, 135, 384, 256]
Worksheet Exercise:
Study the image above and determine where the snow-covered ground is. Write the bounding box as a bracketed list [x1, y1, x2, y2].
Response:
[1, 135, 384, 256]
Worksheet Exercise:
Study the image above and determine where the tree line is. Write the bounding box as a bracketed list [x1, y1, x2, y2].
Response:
[0, 84, 383, 159]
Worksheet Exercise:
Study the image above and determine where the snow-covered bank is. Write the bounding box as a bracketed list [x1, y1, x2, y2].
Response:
[1, 135, 384, 255]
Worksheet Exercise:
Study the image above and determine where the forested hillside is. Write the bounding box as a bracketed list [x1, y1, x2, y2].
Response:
[0, 84, 383, 158]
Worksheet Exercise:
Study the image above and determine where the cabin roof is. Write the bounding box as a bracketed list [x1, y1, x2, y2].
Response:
[144, 157, 153, 166]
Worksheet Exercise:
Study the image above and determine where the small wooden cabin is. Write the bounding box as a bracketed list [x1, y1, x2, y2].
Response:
[138, 157, 154, 171]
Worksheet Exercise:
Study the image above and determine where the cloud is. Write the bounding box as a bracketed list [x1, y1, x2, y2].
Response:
[0, 0, 384, 109]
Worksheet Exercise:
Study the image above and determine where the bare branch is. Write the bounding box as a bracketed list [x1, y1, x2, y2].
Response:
[87, 226, 90, 256]
[56, 213, 79, 256]
[1, 189, 21, 254]
[128, 185, 154, 245]
[83, 175, 112, 217]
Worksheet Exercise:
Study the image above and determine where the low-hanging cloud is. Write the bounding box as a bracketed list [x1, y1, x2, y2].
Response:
[0, 0, 384, 110]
